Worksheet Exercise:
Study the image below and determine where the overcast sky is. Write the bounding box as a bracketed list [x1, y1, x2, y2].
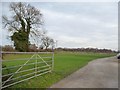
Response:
[0, 1, 118, 50]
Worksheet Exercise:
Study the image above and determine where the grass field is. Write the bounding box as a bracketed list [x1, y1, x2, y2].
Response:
[2, 51, 116, 89]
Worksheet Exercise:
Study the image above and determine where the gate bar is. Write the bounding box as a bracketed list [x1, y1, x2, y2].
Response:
[2, 65, 51, 77]
[2, 52, 52, 54]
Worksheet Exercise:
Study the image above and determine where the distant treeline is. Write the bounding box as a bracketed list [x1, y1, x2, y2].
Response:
[0, 45, 117, 53]
[55, 47, 117, 53]
[0, 45, 53, 52]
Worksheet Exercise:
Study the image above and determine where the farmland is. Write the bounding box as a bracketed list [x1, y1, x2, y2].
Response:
[2, 51, 116, 88]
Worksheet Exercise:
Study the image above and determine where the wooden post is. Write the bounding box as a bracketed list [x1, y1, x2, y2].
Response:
[0, 51, 2, 90]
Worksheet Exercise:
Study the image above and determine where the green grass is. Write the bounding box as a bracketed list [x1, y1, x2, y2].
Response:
[2, 51, 116, 88]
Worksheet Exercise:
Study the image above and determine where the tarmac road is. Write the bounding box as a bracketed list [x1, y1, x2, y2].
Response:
[51, 56, 118, 88]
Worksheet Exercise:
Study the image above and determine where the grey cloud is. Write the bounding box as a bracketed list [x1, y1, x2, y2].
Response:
[41, 3, 117, 50]
[1, 2, 118, 50]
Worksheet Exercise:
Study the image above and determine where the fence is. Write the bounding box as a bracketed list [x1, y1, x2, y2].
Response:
[1, 51, 54, 89]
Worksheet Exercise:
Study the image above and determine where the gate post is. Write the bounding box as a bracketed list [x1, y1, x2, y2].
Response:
[0, 2, 2, 90]
[51, 46, 54, 72]
[0, 51, 2, 90]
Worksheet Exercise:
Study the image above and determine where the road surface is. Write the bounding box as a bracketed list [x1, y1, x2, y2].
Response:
[51, 57, 118, 88]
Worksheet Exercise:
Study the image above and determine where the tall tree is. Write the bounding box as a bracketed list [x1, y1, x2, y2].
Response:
[2, 2, 43, 51]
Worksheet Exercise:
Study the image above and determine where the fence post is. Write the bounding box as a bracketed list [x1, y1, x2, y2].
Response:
[0, 51, 2, 90]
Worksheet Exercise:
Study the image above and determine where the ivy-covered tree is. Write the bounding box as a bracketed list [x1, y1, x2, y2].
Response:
[2, 2, 43, 51]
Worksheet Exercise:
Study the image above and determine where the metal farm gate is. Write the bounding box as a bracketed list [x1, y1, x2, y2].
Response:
[0, 52, 54, 89]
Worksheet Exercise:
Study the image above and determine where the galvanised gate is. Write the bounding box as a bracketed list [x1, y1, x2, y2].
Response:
[0, 51, 54, 89]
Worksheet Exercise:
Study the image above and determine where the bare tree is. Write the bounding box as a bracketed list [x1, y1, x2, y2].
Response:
[41, 36, 54, 50]
[2, 2, 43, 52]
